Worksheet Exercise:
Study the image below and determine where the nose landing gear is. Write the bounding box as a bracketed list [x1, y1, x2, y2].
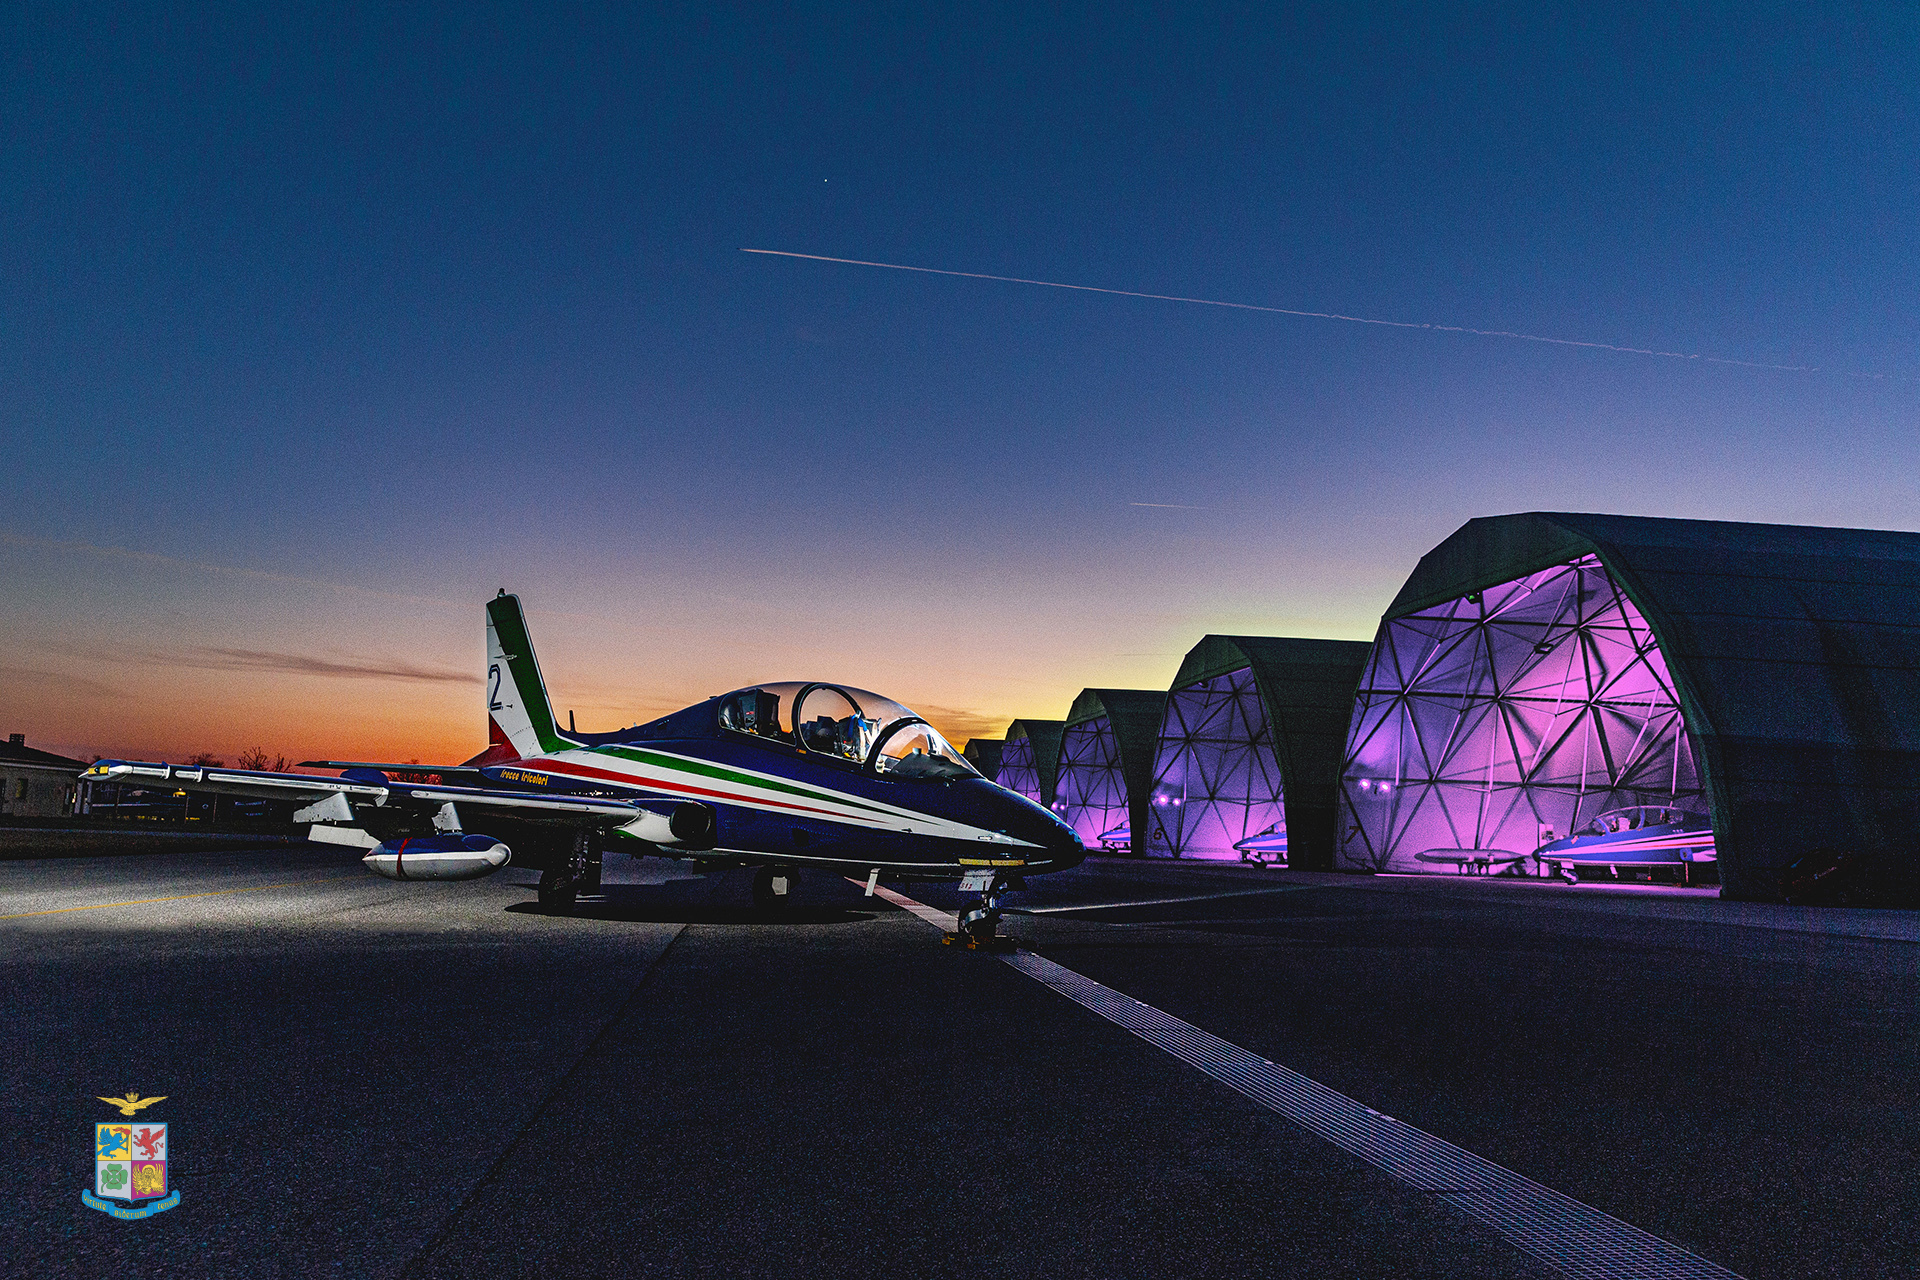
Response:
[943, 872, 1020, 952]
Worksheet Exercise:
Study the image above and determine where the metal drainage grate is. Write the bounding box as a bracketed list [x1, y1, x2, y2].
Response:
[1003, 948, 1741, 1280]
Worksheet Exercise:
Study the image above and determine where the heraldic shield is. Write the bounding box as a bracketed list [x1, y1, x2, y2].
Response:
[85, 1119, 179, 1218]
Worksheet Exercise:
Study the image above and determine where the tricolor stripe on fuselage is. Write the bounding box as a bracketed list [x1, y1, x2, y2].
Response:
[506, 744, 1036, 847]
[1551, 830, 1716, 862]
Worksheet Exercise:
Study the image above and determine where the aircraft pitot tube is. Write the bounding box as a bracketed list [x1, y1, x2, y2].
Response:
[619, 801, 717, 850]
[363, 834, 512, 881]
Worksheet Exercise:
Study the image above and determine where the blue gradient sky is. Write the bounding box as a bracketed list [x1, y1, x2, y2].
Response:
[4, 4, 1918, 762]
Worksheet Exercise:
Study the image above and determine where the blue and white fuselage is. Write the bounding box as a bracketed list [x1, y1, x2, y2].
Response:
[81, 597, 1084, 904]
[1535, 807, 1716, 869]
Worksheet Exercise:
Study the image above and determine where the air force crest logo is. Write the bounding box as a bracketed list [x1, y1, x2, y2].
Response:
[84, 1094, 179, 1218]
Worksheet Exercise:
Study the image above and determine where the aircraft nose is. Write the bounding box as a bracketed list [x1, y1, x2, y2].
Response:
[1037, 812, 1086, 871]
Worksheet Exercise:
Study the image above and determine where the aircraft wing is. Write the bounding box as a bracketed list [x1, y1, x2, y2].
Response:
[299, 760, 488, 785]
[81, 760, 644, 827]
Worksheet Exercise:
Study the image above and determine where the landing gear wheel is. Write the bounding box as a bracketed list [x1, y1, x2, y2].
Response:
[537, 867, 578, 915]
[580, 849, 603, 895]
[751, 866, 798, 913]
[576, 828, 604, 897]
[957, 904, 1000, 942]
[942, 876, 1018, 951]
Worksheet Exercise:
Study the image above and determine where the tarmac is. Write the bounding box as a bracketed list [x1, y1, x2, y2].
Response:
[2, 847, 1914, 1278]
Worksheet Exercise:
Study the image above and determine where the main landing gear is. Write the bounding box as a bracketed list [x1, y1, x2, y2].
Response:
[538, 829, 603, 915]
[943, 873, 1019, 952]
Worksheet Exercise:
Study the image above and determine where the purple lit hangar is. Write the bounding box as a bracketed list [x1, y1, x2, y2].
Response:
[1336, 513, 1920, 900]
[1146, 636, 1370, 866]
[995, 720, 1064, 810]
[1340, 554, 1702, 878]
[1051, 690, 1165, 854]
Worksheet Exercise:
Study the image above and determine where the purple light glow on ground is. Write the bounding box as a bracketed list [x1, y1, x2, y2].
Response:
[1146, 666, 1287, 860]
[1339, 555, 1709, 875]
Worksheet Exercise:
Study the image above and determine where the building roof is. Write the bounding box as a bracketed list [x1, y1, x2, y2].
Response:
[1386, 512, 1920, 900]
[1170, 636, 1372, 869]
[0, 735, 87, 771]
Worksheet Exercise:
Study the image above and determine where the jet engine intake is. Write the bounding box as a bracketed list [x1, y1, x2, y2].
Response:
[619, 802, 717, 850]
[363, 833, 511, 881]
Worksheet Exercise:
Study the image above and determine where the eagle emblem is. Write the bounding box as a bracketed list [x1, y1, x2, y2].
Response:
[97, 1093, 166, 1117]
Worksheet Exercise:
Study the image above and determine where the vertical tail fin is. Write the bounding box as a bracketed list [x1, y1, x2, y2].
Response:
[485, 592, 566, 758]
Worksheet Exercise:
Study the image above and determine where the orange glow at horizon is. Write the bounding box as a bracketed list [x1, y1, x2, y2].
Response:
[0, 533, 1388, 768]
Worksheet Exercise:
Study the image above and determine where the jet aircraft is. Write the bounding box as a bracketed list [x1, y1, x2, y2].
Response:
[84, 593, 1083, 939]
[1533, 806, 1716, 885]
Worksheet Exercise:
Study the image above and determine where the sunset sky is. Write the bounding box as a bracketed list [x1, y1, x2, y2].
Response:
[5, 5, 1918, 765]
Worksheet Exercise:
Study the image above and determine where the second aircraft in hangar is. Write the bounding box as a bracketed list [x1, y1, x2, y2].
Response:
[85, 592, 1083, 942]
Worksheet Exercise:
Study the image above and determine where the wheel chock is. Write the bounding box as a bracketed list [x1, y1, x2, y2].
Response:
[941, 931, 1019, 952]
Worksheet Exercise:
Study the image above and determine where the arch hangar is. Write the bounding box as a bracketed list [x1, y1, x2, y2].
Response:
[1147, 635, 1372, 869]
[962, 737, 1004, 783]
[1338, 512, 1920, 901]
[996, 719, 1066, 809]
[1053, 689, 1167, 853]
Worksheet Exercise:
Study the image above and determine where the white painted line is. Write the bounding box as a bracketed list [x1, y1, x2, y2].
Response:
[866, 882, 955, 930]
[875, 882, 1742, 1280]
[1016, 885, 1336, 914]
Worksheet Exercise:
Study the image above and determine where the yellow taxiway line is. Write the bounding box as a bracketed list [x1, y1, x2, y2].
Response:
[0, 875, 363, 920]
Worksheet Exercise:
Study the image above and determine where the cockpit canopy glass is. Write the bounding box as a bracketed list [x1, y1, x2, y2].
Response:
[1583, 806, 1697, 835]
[716, 682, 978, 779]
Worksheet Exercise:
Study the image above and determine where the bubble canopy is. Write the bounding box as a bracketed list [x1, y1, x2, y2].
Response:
[716, 682, 978, 780]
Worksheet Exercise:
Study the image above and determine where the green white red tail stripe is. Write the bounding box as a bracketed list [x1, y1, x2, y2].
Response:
[485, 593, 571, 759]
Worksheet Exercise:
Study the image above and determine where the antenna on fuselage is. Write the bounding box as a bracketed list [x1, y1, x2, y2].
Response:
[569, 709, 577, 733]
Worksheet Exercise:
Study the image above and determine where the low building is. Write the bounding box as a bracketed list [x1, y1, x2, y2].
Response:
[0, 734, 86, 818]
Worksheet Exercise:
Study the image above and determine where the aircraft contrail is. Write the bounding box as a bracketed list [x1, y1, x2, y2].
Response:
[743, 248, 1903, 380]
